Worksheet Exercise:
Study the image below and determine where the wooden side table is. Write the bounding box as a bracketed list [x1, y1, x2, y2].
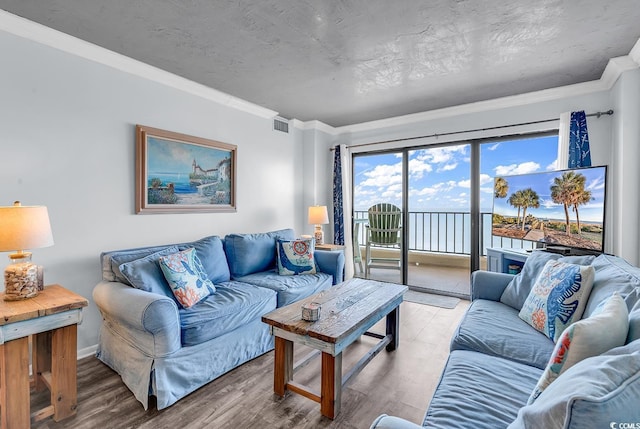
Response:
[0, 284, 88, 429]
[314, 244, 345, 251]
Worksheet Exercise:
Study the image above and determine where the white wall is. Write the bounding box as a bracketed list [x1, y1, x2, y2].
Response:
[0, 30, 299, 352]
[610, 68, 640, 264]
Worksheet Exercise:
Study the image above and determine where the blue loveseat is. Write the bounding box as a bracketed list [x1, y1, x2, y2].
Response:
[371, 252, 640, 429]
[93, 228, 344, 410]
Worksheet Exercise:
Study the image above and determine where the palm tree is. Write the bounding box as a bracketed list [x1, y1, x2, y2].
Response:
[494, 177, 508, 199]
[508, 191, 524, 228]
[519, 188, 540, 231]
[568, 174, 592, 235]
[551, 171, 582, 234]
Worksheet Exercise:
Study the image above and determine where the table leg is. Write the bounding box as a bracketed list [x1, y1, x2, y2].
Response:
[0, 338, 30, 429]
[320, 351, 342, 419]
[33, 331, 52, 392]
[51, 325, 78, 421]
[386, 305, 400, 351]
[274, 336, 293, 397]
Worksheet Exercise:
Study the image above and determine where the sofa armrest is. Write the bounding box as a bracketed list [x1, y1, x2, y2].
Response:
[370, 414, 423, 429]
[315, 249, 345, 284]
[470, 270, 515, 301]
[93, 281, 181, 356]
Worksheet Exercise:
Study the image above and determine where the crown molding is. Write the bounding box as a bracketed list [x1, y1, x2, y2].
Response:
[290, 119, 338, 135]
[630, 38, 640, 66]
[0, 10, 278, 120]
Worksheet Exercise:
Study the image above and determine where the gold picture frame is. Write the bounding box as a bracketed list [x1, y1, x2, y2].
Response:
[135, 125, 237, 214]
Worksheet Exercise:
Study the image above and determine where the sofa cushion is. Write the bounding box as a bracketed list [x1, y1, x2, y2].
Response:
[179, 281, 277, 346]
[118, 246, 180, 300]
[500, 251, 562, 310]
[509, 340, 640, 429]
[500, 253, 596, 311]
[423, 350, 542, 429]
[451, 299, 554, 369]
[528, 292, 629, 403]
[236, 270, 332, 307]
[276, 238, 317, 275]
[177, 235, 230, 284]
[159, 248, 216, 308]
[224, 229, 295, 278]
[519, 260, 594, 342]
[584, 253, 640, 318]
[107, 244, 173, 283]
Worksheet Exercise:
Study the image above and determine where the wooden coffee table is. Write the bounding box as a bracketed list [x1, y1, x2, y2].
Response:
[261, 278, 407, 419]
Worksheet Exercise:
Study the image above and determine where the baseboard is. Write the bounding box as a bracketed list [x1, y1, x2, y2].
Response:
[78, 344, 98, 360]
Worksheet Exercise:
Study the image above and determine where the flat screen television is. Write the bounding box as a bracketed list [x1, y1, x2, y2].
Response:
[492, 165, 607, 254]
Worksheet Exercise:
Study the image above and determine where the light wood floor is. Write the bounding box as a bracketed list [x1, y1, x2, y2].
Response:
[30, 299, 469, 429]
[359, 265, 471, 299]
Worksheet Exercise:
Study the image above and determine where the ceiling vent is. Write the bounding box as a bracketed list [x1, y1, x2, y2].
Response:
[273, 117, 289, 133]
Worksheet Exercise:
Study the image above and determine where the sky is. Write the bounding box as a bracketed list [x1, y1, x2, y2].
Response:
[353, 135, 590, 214]
[147, 136, 229, 175]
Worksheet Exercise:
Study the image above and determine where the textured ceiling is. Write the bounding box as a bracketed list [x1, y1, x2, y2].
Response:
[2, 1, 640, 127]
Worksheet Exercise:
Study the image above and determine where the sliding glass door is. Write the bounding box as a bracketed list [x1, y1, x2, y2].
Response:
[352, 151, 405, 284]
[406, 144, 472, 297]
[351, 132, 558, 298]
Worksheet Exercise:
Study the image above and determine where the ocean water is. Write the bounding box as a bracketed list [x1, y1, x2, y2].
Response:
[147, 172, 196, 194]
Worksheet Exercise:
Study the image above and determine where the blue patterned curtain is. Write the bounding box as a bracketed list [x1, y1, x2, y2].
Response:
[332, 146, 344, 245]
[568, 110, 592, 168]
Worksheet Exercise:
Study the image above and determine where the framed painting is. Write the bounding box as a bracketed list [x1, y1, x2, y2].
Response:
[136, 125, 237, 214]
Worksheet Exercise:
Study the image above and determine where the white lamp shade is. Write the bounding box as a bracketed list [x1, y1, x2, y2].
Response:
[308, 205, 329, 225]
[0, 204, 54, 252]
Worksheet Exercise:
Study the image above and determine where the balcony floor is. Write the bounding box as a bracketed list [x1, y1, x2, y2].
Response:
[355, 263, 471, 300]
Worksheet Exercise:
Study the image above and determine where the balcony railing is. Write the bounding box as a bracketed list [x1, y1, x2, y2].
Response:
[354, 210, 535, 256]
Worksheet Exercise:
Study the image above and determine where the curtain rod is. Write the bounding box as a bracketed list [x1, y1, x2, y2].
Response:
[330, 109, 614, 151]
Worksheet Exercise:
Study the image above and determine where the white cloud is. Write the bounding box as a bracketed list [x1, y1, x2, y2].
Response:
[495, 161, 540, 176]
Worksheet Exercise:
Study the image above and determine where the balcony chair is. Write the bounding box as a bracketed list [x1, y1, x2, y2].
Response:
[365, 203, 402, 278]
[353, 218, 366, 274]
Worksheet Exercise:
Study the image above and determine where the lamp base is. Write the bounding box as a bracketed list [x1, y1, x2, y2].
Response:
[314, 225, 324, 245]
[4, 253, 39, 301]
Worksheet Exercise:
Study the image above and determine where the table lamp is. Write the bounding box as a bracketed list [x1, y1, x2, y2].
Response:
[0, 201, 54, 300]
[308, 205, 329, 245]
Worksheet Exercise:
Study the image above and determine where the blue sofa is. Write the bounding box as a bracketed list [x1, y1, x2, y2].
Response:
[93, 229, 344, 410]
[371, 252, 640, 429]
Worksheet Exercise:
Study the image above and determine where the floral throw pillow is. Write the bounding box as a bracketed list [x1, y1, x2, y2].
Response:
[159, 248, 215, 308]
[528, 292, 629, 403]
[276, 238, 317, 275]
[519, 259, 595, 342]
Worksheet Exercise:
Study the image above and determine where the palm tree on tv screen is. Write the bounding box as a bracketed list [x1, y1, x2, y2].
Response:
[551, 171, 589, 235]
[508, 190, 524, 228]
[519, 188, 540, 231]
[494, 177, 508, 199]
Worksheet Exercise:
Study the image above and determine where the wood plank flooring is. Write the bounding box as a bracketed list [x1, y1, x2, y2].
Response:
[29, 299, 469, 429]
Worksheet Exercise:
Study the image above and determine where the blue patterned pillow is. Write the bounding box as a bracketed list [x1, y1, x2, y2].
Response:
[519, 260, 595, 342]
[159, 248, 215, 308]
[276, 238, 317, 275]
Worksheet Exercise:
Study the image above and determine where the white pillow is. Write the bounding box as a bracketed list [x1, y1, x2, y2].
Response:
[528, 292, 629, 403]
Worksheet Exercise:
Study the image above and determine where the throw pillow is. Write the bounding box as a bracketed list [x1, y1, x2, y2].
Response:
[159, 248, 215, 308]
[518, 259, 595, 342]
[500, 251, 562, 310]
[276, 238, 317, 275]
[118, 246, 180, 299]
[528, 292, 629, 403]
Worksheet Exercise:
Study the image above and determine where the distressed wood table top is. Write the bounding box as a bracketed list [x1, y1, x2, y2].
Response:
[0, 284, 88, 326]
[262, 278, 407, 344]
